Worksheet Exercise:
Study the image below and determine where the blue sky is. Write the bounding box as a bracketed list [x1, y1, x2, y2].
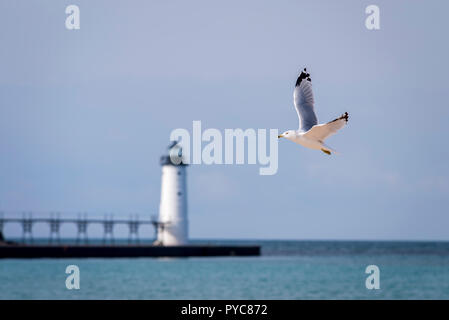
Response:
[1, 0, 448, 240]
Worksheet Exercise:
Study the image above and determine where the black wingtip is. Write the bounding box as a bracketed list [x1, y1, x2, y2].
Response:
[295, 67, 310, 87]
[327, 112, 349, 124]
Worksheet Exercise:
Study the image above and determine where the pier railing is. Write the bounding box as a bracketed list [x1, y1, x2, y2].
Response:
[0, 212, 168, 245]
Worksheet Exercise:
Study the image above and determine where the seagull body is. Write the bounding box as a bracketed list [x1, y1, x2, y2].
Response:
[278, 68, 348, 155]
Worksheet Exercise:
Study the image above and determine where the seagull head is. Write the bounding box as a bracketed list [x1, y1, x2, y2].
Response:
[278, 130, 296, 140]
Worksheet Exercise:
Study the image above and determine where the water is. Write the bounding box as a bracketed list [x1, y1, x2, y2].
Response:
[1, 240, 449, 299]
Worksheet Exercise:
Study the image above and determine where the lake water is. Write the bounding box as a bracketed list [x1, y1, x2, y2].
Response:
[1, 240, 449, 299]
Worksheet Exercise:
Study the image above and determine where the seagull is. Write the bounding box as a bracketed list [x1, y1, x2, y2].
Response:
[278, 68, 349, 155]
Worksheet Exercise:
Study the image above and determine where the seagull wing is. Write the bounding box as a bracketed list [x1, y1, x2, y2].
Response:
[293, 70, 318, 132]
[304, 112, 349, 141]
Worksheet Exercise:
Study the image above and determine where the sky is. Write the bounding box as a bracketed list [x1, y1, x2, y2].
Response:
[1, 0, 448, 240]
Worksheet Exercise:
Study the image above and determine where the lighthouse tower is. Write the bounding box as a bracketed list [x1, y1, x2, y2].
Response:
[155, 142, 188, 246]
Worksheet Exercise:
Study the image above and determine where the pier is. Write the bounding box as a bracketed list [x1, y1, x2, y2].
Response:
[0, 212, 166, 244]
[0, 212, 261, 258]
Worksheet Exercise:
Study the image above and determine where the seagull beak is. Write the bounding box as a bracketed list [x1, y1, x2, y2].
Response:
[278, 134, 284, 138]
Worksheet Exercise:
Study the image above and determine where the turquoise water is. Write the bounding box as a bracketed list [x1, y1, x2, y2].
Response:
[1, 240, 449, 299]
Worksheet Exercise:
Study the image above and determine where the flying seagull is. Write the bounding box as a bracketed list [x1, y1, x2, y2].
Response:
[278, 68, 349, 155]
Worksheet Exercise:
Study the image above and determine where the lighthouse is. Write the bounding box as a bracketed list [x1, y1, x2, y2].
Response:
[155, 141, 188, 246]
